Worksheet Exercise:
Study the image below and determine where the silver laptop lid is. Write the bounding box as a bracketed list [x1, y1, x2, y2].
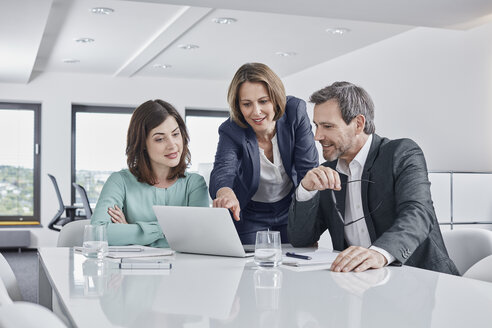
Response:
[153, 206, 253, 257]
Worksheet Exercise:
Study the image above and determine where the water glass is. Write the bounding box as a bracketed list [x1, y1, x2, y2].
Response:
[254, 230, 282, 267]
[82, 225, 108, 259]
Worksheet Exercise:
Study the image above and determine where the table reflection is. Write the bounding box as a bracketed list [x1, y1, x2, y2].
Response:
[70, 253, 114, 298]
[254, 268, 283, 310]
[39, 248, 492, 328]
[69, 252, 246, 327]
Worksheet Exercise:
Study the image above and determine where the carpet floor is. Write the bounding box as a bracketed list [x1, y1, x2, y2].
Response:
[1, 248, 38, 303]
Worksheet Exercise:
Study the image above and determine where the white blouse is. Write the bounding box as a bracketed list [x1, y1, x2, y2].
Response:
[251, 134, 293, 203]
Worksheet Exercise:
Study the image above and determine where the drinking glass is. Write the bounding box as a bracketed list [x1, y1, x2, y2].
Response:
[82, 225, 108, 259]
[254, 230, 282, 267]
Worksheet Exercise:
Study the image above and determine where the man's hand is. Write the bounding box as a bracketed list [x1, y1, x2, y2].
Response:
[300, 166, 342, 192]
[330, 246, 388, 272]
[213, 187, 241, 221]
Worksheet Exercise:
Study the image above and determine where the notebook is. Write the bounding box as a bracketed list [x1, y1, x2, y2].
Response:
[153, 205, 255, 257]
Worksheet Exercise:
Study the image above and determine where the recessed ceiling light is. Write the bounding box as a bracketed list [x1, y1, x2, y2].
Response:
[212, 17, 237, 24]
[75, 38, 95, 43]
[90, 7, 114, 15]
[178, 44, 199, 50]
[153, 64, 172, 69]
[325, 27, 351, 35]
[275, 51, 297, 57]
[63, 59, 80, 64]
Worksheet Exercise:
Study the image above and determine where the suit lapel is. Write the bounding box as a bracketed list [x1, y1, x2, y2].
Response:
[245, 127, 260, 195]
[275, 114, 293, 181]
[361, 134, 382, 243]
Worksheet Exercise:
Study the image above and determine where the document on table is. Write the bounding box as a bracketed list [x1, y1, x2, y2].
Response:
[282, 248, 338, 267]
[74, 245, 174, 259]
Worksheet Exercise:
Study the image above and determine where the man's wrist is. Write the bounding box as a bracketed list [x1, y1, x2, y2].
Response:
[296, 183, 318, 202]
[369, 246, 395, 266]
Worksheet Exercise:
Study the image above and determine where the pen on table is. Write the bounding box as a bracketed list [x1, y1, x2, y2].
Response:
[285, 252, 312, 260]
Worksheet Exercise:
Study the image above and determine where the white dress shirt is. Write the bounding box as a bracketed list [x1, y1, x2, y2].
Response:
[296, 134, 395, 265]
[252, 134, 293, 203]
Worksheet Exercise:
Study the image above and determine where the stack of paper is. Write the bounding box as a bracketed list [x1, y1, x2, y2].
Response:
[282, 249, 338, 271]
[105, 245, 174, 259]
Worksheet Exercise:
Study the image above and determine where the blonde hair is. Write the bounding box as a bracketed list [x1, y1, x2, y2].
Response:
[227, 63, 286, 128]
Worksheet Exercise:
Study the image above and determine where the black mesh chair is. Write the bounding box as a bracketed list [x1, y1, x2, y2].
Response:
[47, 174, 83, 231]
[72, 183, 93, 220]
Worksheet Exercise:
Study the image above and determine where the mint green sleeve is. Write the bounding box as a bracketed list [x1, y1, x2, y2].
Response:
[187, 174, 210, 207]
[91, 173, 164, 246]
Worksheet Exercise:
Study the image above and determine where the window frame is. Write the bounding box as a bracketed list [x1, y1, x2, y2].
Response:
[0, 102, 41, 223]
[185, 108, 230, 120]
[71, 104, 134, 204]
[184, 108, 229, 171]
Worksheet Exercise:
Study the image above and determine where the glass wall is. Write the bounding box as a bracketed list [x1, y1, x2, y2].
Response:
[72, 105, 133, 208]
[0, 103, 40, 223]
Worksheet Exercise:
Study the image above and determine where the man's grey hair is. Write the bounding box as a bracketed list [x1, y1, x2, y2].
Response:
[310, 81, 375, 134]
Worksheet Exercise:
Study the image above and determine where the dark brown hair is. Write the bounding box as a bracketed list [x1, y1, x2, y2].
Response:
[310, 81, 375, 134]
[126, 99, 190, 185]
[227, 63, 286, 128]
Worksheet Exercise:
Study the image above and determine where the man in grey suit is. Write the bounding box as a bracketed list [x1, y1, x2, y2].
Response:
[288, 81, 458, 275]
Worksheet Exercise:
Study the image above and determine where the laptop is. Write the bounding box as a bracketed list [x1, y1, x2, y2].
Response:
[153, 205, 255, 257]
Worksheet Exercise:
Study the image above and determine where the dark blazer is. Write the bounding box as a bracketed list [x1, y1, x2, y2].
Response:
[209, 96, 319, 213]
[288, 134, 459, 275]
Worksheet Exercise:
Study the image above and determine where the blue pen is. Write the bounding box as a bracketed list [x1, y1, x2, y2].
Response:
[286, 252, 312, 260]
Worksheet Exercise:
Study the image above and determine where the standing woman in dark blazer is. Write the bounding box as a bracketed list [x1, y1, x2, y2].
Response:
[209, 63, 319, 244]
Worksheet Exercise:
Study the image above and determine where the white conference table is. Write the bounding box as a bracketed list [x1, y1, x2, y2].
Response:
[38, 247, 492, 328]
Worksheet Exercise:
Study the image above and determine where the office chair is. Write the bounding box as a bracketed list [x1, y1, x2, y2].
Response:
[442, 228, 492, 275]
[0, 253, 22, 302]
[0, 280, 67, 328]
[57, 219, 91, 247]
[72, 183, 92, 220]
[463, 254, 492, 283]
[47, 174, 83, 231]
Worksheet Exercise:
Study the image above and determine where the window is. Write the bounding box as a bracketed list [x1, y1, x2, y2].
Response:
[185, 109, 229, 187]
[71, 105, 133, 207]
[0, 103, 41, 223]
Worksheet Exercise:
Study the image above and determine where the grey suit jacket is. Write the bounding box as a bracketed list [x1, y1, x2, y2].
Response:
[288, 134, 459, 275]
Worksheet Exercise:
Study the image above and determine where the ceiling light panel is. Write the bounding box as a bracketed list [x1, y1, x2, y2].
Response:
[137, 8, 410, 80]
[90, 7, 114, 15]
[178, 44, 200, 50]
[325, 27, 351, 35]
[62, 59, 80, 64]
[41, 0, 189, 74]
[212, 17, 237, 24]
[275, 51, 297, 57]
[74, 37, 94, 43]
[152, 64, 172, 69]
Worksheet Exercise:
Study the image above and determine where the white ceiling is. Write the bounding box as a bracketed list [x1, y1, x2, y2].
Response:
[1, 0, 492, 84]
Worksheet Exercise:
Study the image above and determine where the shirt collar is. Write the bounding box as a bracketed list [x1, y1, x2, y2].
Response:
[336, 134, 373, 176]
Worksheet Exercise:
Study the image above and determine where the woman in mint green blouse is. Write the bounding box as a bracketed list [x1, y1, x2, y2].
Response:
[91, 100, 209, 248]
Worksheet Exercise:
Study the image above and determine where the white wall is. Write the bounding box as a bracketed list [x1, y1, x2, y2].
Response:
[284, 22, 492, 172]
[4, 20, 492, 246]
[0, 72, 229, 246]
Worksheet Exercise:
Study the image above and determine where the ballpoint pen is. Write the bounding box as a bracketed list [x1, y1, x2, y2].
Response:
[285, 252, 312, 260]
